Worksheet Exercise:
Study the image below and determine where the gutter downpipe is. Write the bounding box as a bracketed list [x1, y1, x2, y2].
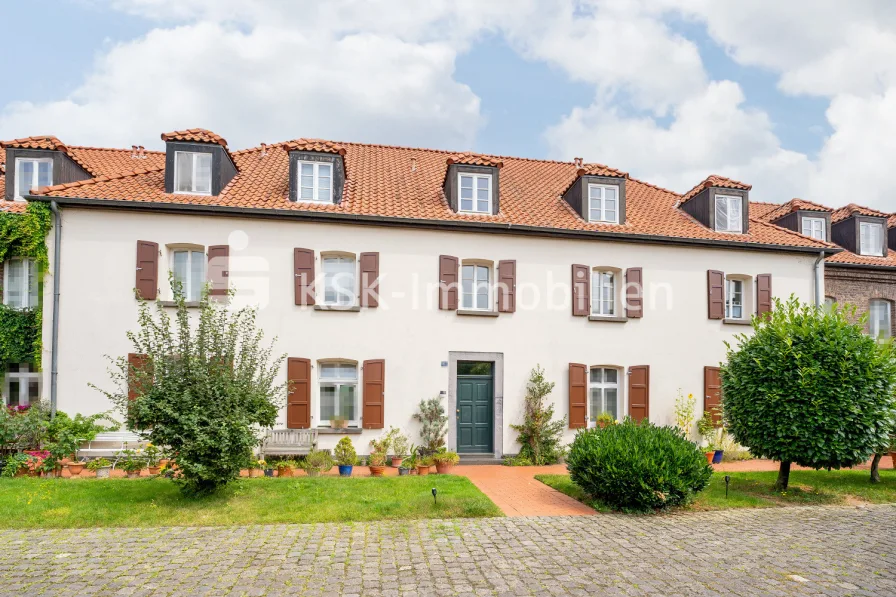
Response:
[814, 251, 825, 308]
[49, 201, 62, 419]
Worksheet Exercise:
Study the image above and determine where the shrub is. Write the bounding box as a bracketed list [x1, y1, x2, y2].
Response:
[302, 449, 334, 475]
[413, 396, 447, 455]
[432, 450, 459, 465]
[502, 455, 533, 467]
[85, 458, 111, 471]
[723, 297, 896, 490]
[333, 437, 358, 466]
[510, 366, 566, 465]
[566, 420, 712, 513]
[92, 279, 286, 495]
[672, 389, 697, 439]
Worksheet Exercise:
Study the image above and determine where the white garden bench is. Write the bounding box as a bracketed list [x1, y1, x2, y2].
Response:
[77, 431, 146, 462]
[260, 429, 318, 458]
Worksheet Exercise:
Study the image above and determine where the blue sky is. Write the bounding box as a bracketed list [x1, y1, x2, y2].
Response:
[1, 1, 894, 208]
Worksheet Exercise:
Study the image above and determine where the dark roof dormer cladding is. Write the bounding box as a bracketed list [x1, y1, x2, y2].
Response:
[889, 216, 896, 252]
[0, 136, 92, 202]
[285, 139, 347, 205]
[766, 198, 832, 241]
[443, 153, 503, 216]
[831, 204, 889, 256]
[561, 160, 628, 225]
[161, 128, 237, 196]
[679, 175, 751, 234]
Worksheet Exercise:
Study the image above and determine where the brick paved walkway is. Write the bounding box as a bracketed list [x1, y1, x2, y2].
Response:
[455, 465, 594, 517]
[2, 505, 894, 596]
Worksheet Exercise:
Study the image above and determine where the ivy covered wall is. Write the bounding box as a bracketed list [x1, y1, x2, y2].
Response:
[0, 202, 52, 373]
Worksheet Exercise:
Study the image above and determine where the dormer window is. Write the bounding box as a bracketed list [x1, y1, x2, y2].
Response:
[14, 157, 53, 199]
[588, 184, 618, 224]
[802, 217, 826, 241]
[715, 195, 743, 233]
[174, 151, 212, 195]
[298, 161, 333, 203]
[458, 173, 492, 214]
[860, 222, 884, 256]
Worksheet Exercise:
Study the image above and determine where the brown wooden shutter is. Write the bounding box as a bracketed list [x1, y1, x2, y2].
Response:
[497, 260, 516, 313]
[756, 274, 772, 316]
[625, 267, 643, 318]
[572, 264, 590, 316]
[568, 363, 587, 429]
[127, 353, 150, 401]
[359, 252, 380, 308]
[628, 365, 650, 423]
[207, 245, 229, 298]
[135, 241, 158, 300]
[286, 358, 311, 429]
[707, 270, 725, 320]
[439, 255, 459, 310]
[362, 359, 385, 429]
[294, 248, 315, 306]
[704, 366, 722, 426]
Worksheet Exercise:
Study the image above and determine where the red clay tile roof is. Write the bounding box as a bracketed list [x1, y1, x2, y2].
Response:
[889, 214, 896, 228]
[577, 163, 627, 178]
[826, 249, 896, 267]
[282, 139, 346, 156]
[32, 137, 832, 251]
[161, 128, 228, 148]
[680, 175, 752, 203]
[831, 202, 890, 223]
[0, 135, 68, 152]
[446, 152, 504, 168]
[756, 198, 832, 223]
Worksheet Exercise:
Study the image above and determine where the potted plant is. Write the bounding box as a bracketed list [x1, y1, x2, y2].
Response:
[145, 443, 162, 475]
[697, 410, 716, 463]
[249, 458, 264, 477]
[390, 429, 409, 467]
[119, 449, 146, 479]
[275, 460, 295, 478]
[302, 449, 334, 477]
[67, 461, 86, 477]
[432, 450, 459, 474]
[334, 437, 358, 477]
[398, 443, 417, 476]
[2, 453, 30, 478]
[595, 412, 616, 429]
[416, 455, 433, 476]
[86, 458, 112, 478]
[331, 416, 348, 430]
[368, 439, 387, 477]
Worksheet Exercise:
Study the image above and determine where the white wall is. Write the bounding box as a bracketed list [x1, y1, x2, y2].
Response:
[42, 208, 819, 454]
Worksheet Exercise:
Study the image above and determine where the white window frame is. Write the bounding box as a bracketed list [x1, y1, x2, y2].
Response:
[801, 217, 826, 241]
[860, 222, 884, 257]
[715, 195, 743, 233]
[3, 363, 40, 408]
[14, 157, 53, 200]
[869, 299, 892, 340]
[2, 257, 38, 309]
[169, 248, 205, 302]
[457, 173, 493, 215]
[296, 160, 334, 204]
[588, 367, 622, 424]
[321, 255, 357, 306]
[461, 262, 492, 311]
[726, 278, 744, 319]
[173, 151, 213, 196]
[317, 362, 359, 428]
[590, 269, 617, 316]
[587, 184, 619, 224]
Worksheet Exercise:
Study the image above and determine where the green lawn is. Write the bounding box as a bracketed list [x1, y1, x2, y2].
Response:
[0, 475, 502, 529]
[536, 469, 896, 513]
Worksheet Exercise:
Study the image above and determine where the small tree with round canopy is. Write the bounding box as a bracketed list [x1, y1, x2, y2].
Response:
[722, 297, 896, 491]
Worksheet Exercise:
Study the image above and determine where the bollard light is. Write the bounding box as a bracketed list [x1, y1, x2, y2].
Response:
[432, 487, 437, 505]
[725, 475, 731, 499]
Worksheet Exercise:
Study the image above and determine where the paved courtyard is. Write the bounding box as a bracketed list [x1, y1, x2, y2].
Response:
[2, 504, 894, 597]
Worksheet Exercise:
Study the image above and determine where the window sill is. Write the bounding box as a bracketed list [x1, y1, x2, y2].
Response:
[159, 301, 201, 308]
[588, 315, 627, 323]
[457, 309, 499, 318]
[723, 318, 752, 326]
[314, 305, 361, 312]
[316, 428, 362, 435]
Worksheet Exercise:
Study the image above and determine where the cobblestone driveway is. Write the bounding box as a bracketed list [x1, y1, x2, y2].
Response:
[2, 505, 894, 596]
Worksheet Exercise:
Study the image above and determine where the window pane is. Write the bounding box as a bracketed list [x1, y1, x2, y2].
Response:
[194, 154, 212, 193]
[6, 260, 24, 308]
[172, 251, 188, 293]
[477, 199, 489, 212]
[28, 380, 39, 403]
[605, 368, 617, 384]
[590, 368, 602, 383]
[320, 385, 336, 421]
[323, 257, 355, 305]
[461, 266, 473, 309]
[460, 175, 473, 189]
[604, 187, 616, 201]
[26, 259, 37, 308]
[589, 388, 601, 422]
[339, 384, 356, 421]
[190, 251, 204, 301]
[460, 186, 473, 200]
[302, 163, 314, 176]
[175, 153, 193, 192]
[318, 163, 331, 178]
[476, 176, 489, 191]
[716, 198, 729, 230]
[605, 388, 618, 419]
[320, 364, 339, 378]
[37, 161, 52, 188]
[8, 380, 20, 407]
[17, 160, 34, 196]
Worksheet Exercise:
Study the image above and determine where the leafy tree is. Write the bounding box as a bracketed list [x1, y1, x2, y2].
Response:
[93, 281, 286, 495]
[413, 396, 447, 455]
[510, 366, 566, 465]
[722, 297, 896, 491]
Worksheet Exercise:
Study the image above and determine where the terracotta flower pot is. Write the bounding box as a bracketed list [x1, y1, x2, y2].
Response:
[705, 452, 714, 464]
[391, 457, 403, 467]
[248, 468, 262, 478]
[890, 452, 896, 470]
[277, 468, 292, 478]
[126, 471, 140, 479]
[435, 463, 453, 475]
[148, 466, 160, 475]
[369, 465, 386, 477]
[67, 463, 85, 477]
[416, 464, 430, 476]
[158, 459, 170, 468]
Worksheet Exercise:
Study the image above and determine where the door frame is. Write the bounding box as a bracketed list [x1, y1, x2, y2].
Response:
[447, 352, 504, 458]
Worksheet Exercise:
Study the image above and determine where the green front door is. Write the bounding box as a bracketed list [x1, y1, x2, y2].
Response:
[456, 362, 494, 454]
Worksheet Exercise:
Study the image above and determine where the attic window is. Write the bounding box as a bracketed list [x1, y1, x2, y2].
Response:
[802, 217, 826, 241]
[297, 161, 333, 203]
[458, 173, 492, 214]
[715, 195, 743, 233]
[588, 184, 619, 224]
[14, 158, 53, 200]
[860, 222, 884, 256]
[174, 151, 212, 195]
